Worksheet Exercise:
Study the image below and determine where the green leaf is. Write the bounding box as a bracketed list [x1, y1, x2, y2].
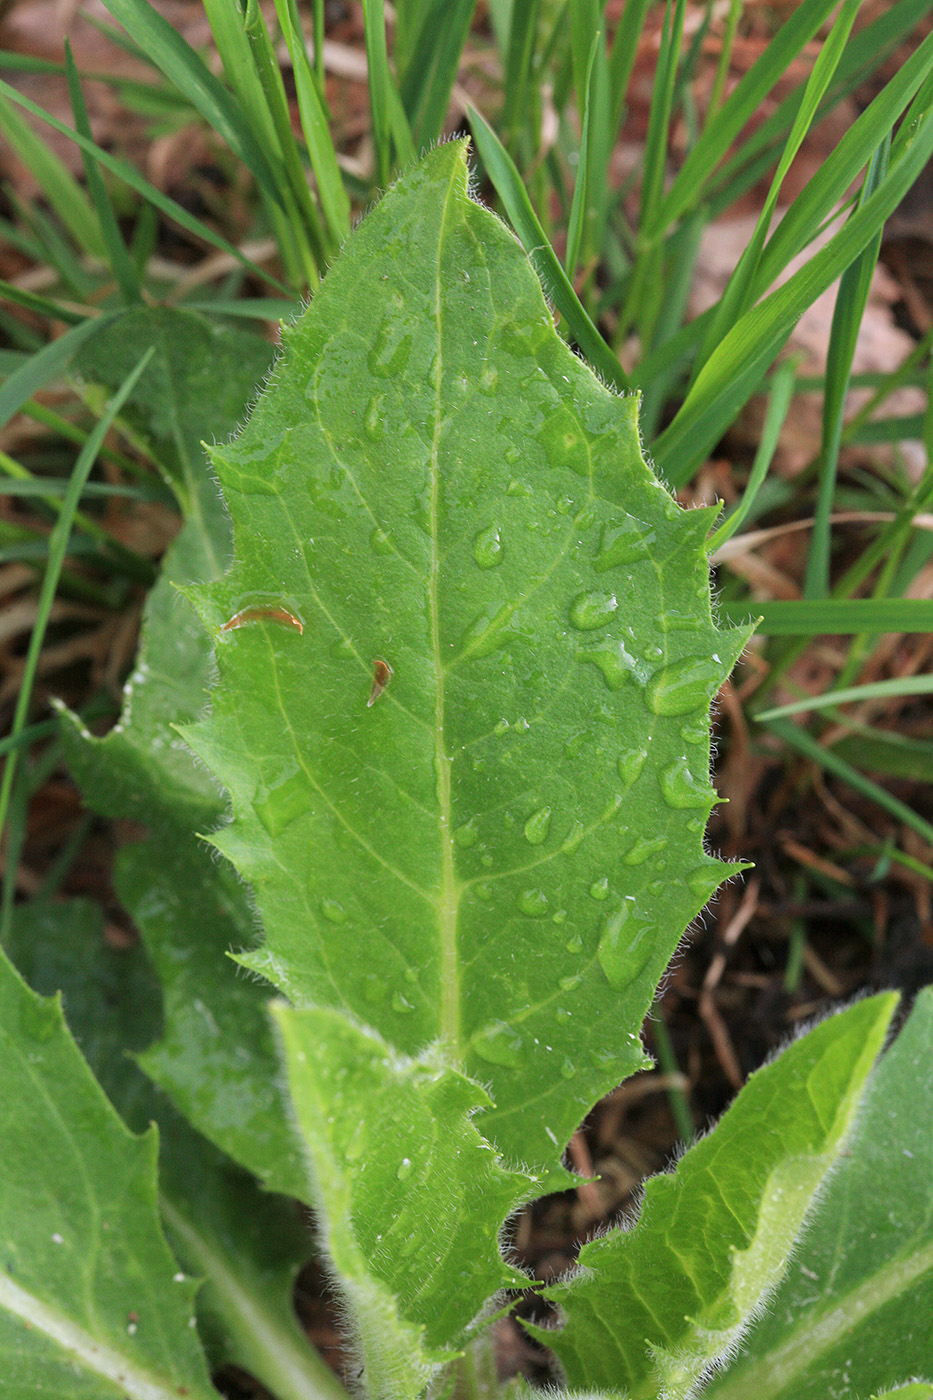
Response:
[705, 988, 933, 1400]
[0, 944, 217, 1400]
[274, 1005, 534, 1396]
[539, 992, 898, 1400]
[59, 307, 305, 1196]
[182, 139, 748, 1184]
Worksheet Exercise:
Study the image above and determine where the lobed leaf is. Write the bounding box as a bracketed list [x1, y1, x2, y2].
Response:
[0, 943, 217, 1400]
[183, 139, 748, 1181]
[539, 992, 897, 1400]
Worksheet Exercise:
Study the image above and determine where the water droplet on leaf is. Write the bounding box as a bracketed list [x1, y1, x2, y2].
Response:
[474, 524, 503, 569]
[659, 756, 715, 809]
[473, 1020, 524, 1067]
[618, 747, 648, 788]
[646, 655, 724, 716]
[569, 591, 619, 630]
[524, 806, 552, 845]
[518, 888, 549, 917]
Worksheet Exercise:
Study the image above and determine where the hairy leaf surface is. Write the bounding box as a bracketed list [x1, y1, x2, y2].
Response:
[540, 992, 897, 1400]
[0, 944, 216, 1400]
[184, 141, 748, 1180]
[706, 987, 933, 1400]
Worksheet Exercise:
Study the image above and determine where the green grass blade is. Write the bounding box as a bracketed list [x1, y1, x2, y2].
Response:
[399, 0, 478, 146]
[0, 316, 108, 430]
[101, 0, 285, 211]
[501, 0, 541, 148]
[271, 0, 351, 245]
[0, 90, 103, 259]
[707, 359, 797, 553]
[764, 717, 933, 849]
[804, 135, 890, 600]
[63, 41, 141, 304]
[654, 81, 933, 486]
[608, 0, 652, 127]
[648, 0, 840, 239]
[0, 76, 290, 293]
[362, 0, 414, 186]
[757, 674, 933, 722]
[718, 597, 933, 635]
[469, 104, 628, 391]
[565, 29, 600, 278]
[0, 278, 86, 325]
[754, 26, 933, 298]
[693, 0, 860, 379]
[0, 347, 154, 852]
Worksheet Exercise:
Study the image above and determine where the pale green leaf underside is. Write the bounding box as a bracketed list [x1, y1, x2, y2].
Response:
[706, 987, 933, 1400]
[0, 946, 216, 1400]
[184, 140, 748, 1175]
[540, 992, 897, 1400]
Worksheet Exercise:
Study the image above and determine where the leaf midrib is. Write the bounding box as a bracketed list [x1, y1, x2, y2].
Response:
[432, 164, 463, 1054]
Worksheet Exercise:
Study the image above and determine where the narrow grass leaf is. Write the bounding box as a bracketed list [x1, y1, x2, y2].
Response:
[469, 104, 628, 389]
[0, 76, 291, 292]
[805, 136, 890, 600]
[707, 360, 796, 553]
[101, 0, 285, 211]
[757, 673, 933, 722]
[564, 29, 600, 278]
[764, 717, 933, 848]
[362, 0, 413, 186]
[608, 0, 652, 127]
[719, 597, 933, 634]
[0, 88, 103, 258]
[501, 0, 541, 147]
[655, 85, 933, 485]
[399, 0, 478, 147]
[63, 40, 140, 303]
[0, 349, 152, 849]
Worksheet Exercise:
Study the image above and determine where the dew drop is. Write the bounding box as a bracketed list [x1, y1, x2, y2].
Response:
[593, 516, 654, 571]
[565, 932, 584, 954]
[473, 1020, 524, 1067]
[461, 603, 516, 659]
[344, 1119, 368, 1161]
[552, 908, 567, 924]
[370, 526, 394, 555]
[569, 591, 619, 631]
[577, 640, 650, 691]
[646, 655, 724, 716]
[474, 524, 504, 569]
[524, 806, 552, 845]
[392, 991, 415, 1014]
[687, 864, 729, 901]
[560, 1058, 576, 1080]
[364, 394, 386, 441]
[618, 747, 648, 789]
[321, 898, 347, 924]
[623, 835, 668, 865]
[506, 478, 532, 498]
[474, 881, 493, 902]
[589, 877, 610, 901]
[559, 974, 582, 992]
[681, 721, 707, 745]
[563, 730, 590, 760]
[454, 817, 480, 848]
[561, 820, 584, 854]
[255, 770, 311, 837]
[514, 716, 531, 733]
[659, 756, 715, 810]
[397, 1157, 413, 1181]
[597, 905, 655, 990]
[493, 717, 510, 737]
[518, 888, 549, 917]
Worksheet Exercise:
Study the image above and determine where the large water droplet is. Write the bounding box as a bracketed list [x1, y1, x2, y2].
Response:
[454, 817, 480, 849]
[370, 526, 394, 555]
[578, 641, 650, 691]
[687, 863, 730, 901]
[561, 820, 584, 854]
[517, 888, 549, 917]
[646, 655, 724, 716]
[255, 769, 311, 837]
[473, 1020, 524, 1067]
[618, 747, 648, 789]
[659, 756, 715, 810]
[474, 524, 503, 569]
[569, 591, 619, 631]
[593, 516, 654, 572]
[589, 877, 610, 901]
[597, 903, 655, 990]
[524, 806, 552, 845]
[623, 835, 668, 865]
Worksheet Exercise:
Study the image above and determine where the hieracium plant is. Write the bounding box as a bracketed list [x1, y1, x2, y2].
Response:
[2, 142, 931, 1400]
